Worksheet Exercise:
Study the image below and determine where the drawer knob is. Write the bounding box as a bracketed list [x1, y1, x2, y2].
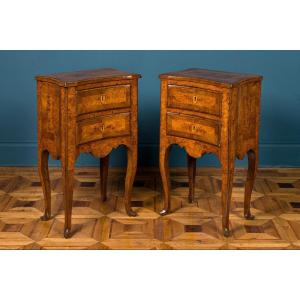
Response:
[98, 95, 106, 103]
[192, 125, 197, 132]
[100, 124, 105, 132]
[193, 96, 198, 103]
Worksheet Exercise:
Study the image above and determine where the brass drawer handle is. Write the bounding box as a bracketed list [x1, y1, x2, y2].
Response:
[191, 125, 197, 132]
[193, 96, 198, 104]
[98, 95, 106, 103]
[100, 124, 105, 132]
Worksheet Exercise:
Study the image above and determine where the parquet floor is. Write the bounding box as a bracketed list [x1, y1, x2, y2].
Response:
[0, 167, 300, 249]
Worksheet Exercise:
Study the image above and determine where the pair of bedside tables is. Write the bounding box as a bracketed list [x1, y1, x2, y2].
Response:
[36, 68, 263, 238]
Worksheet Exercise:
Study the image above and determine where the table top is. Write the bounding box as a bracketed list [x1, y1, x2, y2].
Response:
[36, 68, 141, 86]
[159, 68, 263, 86]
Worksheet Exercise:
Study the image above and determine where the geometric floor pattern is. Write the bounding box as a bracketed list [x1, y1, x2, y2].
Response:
[0, 167, 300, 249]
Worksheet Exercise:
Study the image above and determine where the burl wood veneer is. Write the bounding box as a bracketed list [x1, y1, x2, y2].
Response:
[159, 68, 263, 237]
[36, 68, 141, 238]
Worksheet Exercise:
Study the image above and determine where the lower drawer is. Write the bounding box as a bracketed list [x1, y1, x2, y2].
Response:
[76, 113, 130, 145]
[166, 112, 220, 146]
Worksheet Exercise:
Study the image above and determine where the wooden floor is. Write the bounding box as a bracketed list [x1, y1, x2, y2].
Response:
[0, 167, 300, 249]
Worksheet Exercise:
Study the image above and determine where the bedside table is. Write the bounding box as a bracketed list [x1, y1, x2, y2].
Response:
[36, 68, 141, 238]
[159, 68, 263, 236]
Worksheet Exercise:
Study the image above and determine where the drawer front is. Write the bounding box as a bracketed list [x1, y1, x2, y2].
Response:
[77, 85, 130, 115]
[77, 113, 130, 145]
[167, 85, 221, 116]
[166, 113, 220, 146]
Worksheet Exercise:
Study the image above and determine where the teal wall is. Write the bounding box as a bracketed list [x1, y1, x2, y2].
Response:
[0, 50, 299, 167]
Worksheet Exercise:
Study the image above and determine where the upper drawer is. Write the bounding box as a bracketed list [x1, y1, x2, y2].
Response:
[167, 85, 222, 116]
[76, 113, 130, 145]
[166, 112, 220, 146]
[77, 85, 130, 115]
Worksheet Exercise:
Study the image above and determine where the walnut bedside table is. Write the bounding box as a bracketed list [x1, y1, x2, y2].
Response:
[36, 68, 141, 238]
[159, 68, 263, 237]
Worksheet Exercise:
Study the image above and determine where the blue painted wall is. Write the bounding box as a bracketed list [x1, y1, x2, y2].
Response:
[0, 51, 299, 167]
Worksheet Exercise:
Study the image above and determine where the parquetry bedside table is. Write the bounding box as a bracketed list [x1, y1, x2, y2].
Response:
[36, 68, 141, 238]
[159, 68, 263, 236]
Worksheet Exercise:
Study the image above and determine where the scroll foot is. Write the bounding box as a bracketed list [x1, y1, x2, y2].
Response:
[64, 228, 72, 239]
[126, 208, 137, 217]
[160, 209, 169, 216]
[223, 228, 230, 237]
[40, 212, 51, 221]
[244, 212, 255, 220]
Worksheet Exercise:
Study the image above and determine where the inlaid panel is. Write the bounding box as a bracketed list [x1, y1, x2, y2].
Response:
[167, 84, 222, 116]
[77, 85, 131, 115]
[76, 113, 131, 145]
[166, 112, 220, 146]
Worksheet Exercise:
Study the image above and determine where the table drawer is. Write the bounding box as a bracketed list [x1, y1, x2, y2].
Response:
[167, 85, 221, 116]
[77, 85, 130, 115]
[166, 112, 220, 146]
[77, 113, 130, 145]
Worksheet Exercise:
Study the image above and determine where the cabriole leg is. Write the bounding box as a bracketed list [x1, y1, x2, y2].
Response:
[100, 155, 109, 202]
[159, 144, 171, 215]
[124, 145, 138, 216]
[187, 154, 196, 203]
[62, 154, 75, 239]
[39, 149, 52, 221]
[221, 161, 235, 237]
[244, 149, 257, 220]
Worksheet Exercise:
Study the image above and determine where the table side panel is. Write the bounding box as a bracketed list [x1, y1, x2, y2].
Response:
[38, 81, 61, 158]
[236, 80, 262, 159]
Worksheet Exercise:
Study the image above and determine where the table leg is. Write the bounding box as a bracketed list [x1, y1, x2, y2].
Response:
[62, 153, 75, 239]
[39, 149, 52, 221]
[100, 155, 109, 202]
[124, 145, 137, 216]
[221, 160, 235, 237]
[187, 154, 196, 203]
[244, 149, 257, 220]
[159, 144, 171, 215]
